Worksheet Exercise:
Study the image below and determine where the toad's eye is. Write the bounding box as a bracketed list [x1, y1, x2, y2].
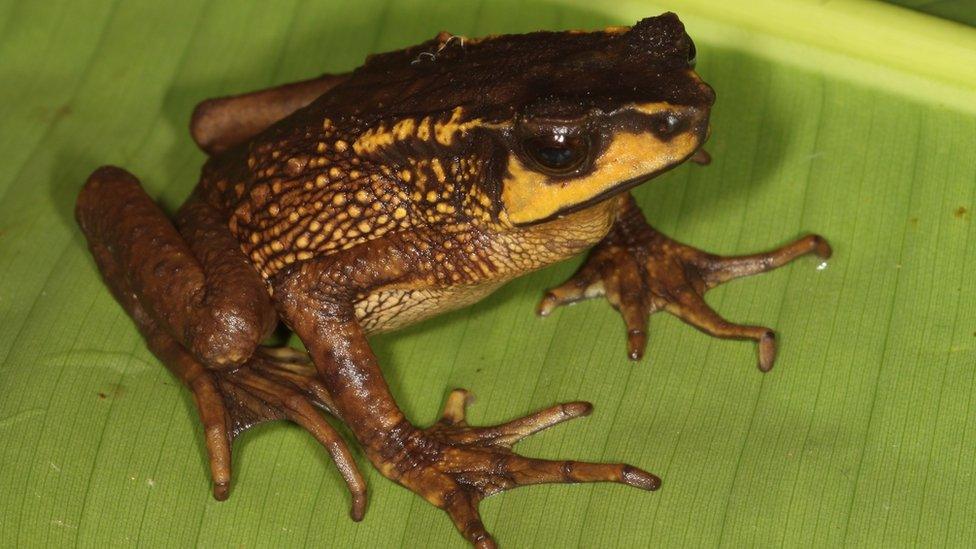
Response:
[687, 38, 697, 67]
[522, 133, 589, 175]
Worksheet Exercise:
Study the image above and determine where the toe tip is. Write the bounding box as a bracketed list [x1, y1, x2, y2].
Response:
[811, 235, 833, 259]
[563, 401, 593, 417]
[213, 482, 230, 501]
[757, 331, 777, 372]
[473, 535, 497, 549]
[350, 493, 367, 522]
[622, 466, 662, 491]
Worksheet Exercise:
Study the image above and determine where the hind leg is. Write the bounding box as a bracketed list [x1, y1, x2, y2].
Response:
[190, 72, 349, 155]
[76, 166, 366, 516]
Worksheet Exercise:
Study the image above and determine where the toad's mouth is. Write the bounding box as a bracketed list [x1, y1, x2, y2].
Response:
[514, 142, 711, 227]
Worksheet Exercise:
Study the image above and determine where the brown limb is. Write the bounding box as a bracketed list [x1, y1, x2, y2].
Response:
[191, 72, 349, 155]
[539, 193, 831, 371]
[81, 236, 367, 517]
[76, 166, 275, 368]
[410, 389, 659, 547]
[276, 239, 659, 548]
[76, 167, 366, 518]
[206, 347, 367, 519]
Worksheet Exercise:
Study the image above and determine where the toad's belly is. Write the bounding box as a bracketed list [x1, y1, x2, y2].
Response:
[355, 281, 507, 335]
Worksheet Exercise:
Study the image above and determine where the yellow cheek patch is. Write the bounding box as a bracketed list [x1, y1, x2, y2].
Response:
[501, 131, 697, 225]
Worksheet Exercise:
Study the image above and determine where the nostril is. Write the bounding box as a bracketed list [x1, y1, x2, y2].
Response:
[661, 114, 680, 134]
[651, 112, 688, 140]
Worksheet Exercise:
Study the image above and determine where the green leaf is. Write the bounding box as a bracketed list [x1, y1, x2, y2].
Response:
[1, 1, 974, 547]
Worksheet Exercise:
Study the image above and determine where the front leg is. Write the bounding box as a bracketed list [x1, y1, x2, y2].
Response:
[276, 255, 659, 548]
[539, 193, 831, 371]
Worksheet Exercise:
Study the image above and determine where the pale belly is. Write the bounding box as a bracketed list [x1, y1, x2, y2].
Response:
[352, 195, 620, 335]
[354, 281, 507, 335]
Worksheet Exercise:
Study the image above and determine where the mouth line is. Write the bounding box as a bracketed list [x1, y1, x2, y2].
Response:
[515, 165, 675, 227]
[514, 136, 710, 228]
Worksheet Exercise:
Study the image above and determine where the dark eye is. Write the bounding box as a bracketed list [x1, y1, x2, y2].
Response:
[687, 38, 697, 67]
[522, 134, 589, 174]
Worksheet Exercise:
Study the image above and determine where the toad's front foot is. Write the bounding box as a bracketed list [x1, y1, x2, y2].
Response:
[184, 346, 367, 519]
[539, 222, 831, 371]
[379, 390, 659, 548]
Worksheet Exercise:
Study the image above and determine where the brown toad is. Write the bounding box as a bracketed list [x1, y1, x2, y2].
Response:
[76, 13, 830, 547]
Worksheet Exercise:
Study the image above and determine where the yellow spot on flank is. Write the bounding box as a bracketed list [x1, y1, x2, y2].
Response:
[393, 118, 416, 139]
[478, 194, 493, 208]
[316, 175, 327, 187]
[430, 158, 447, 183]
[322, 118, 333, 129]
[332, 194, 347, 206]
[357, 221, 372, 233]
[296, 235, 310, 248]
[353, 123, 392, 155]
[348, 205, 362, 217]
[329, 167, 342, 179]
[271, 240, 284, 252]
[334, 140, 348, 152]
[417, 117, 432, 141]
[317, 142, 327, 153]
[309, 220, 322, 232]
[355, 190, 370, 203]
[426, 191, 439, 202]
[400, 169, 412, 182]
[394, 207, 407, 219]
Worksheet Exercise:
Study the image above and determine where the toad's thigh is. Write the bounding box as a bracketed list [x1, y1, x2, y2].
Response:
[76, 166, 276, 368]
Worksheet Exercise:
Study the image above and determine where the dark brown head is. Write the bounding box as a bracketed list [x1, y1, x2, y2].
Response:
[318, 13, 715, 226]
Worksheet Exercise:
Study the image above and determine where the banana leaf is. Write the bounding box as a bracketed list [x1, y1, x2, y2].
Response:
[1, 0, 974, 546]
